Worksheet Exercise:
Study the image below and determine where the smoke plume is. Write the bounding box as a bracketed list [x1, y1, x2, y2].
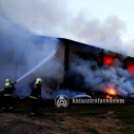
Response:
[0, 11, 64, 97]
[0, 0, 132, 56]
[69, 55, 134, 96]
[0, 1, 134, 99]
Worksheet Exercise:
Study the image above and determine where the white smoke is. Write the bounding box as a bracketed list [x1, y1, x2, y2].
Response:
[69, 55, 134, 95]
[0, 12, 64, 97]
[0, 1, 134, 98]
[0, 0, 132, 56]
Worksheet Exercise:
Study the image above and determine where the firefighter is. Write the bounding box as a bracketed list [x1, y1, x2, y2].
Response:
[29, 78, 42, 116]
[3, 79, 15, 112]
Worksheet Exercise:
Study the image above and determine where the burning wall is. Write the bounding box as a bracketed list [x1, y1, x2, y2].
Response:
[1, 27, 134, 100]
[60, 39, 134, 99]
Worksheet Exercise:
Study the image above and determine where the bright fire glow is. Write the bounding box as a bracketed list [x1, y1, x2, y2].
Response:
[127, 63, 134, 77]
[105, 95, 112, 99]
[104, 56, 114, 65]
[106, 87, 116, 95]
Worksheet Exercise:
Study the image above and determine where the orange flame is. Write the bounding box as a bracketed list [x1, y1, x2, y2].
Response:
[106, 87, 116, 95]
[105, 95, 112, 99]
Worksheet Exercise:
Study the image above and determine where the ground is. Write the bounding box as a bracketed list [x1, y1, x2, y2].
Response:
[0, 99, 134, 134]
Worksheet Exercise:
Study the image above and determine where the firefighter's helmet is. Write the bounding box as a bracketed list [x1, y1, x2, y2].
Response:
[36, 78, 42, 84]
[5, 79, 11, 83]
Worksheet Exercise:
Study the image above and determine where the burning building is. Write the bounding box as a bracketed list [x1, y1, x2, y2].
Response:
[0, 35, 134, 100]
[57, 37, 134, 99]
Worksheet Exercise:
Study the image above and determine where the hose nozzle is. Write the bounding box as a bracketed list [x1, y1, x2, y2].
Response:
[13, 81, 17, 85]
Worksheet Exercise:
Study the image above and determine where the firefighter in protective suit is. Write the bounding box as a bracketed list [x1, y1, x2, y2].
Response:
[3, 79, 15, 112]
[29, 78, 42, 116]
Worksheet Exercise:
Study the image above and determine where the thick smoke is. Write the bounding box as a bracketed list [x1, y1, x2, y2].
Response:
[0, 12, 64, 97]
[67, 15, 127, 55]
[0, 1, 134, 99]
[69, 55, 134, 96]
[0, 0, 131, 56]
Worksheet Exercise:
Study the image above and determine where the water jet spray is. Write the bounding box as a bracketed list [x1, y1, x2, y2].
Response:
[14, 50, 56, 84]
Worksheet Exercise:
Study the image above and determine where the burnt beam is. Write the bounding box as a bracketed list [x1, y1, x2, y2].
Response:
[98, 49, 104, 66]
[64, 40, 70, 72]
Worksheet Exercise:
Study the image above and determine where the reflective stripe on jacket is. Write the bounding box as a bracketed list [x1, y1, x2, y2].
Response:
[4, 94, 13, 96]
[30, 83, 41, 99]
[29, 96, 38, 100]
[4, 84, 15, 97]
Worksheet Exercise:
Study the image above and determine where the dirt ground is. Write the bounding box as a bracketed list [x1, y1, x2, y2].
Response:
[0, 100, 134, 134]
